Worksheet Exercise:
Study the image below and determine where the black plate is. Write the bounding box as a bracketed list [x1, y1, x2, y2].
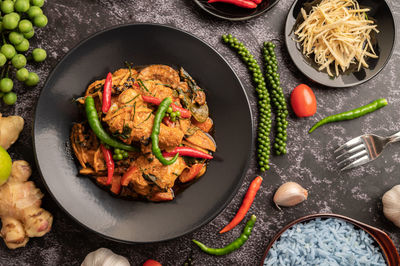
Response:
[33, 24, 253, 243]
[193, 0, 280, 21]
[285, 0, 395, 87]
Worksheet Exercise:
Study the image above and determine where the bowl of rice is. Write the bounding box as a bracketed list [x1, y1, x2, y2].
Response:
[261, 213, 399, 266]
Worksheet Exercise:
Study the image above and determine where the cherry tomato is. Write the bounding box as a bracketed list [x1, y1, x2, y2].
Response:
[143, 259, 162, 266]
[290, 84, 317, 117]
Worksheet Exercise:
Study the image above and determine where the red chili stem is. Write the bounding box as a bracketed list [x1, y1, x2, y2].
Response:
[142, 95, 191, 118]
[102, 72, 113, 113]
[100, 144, 115, 185]
[219, 176, 263, 233]
[162, 147, 213, 159]
[207, 0, 257, 8]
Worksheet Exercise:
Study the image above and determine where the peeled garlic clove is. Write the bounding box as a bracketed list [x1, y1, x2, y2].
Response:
[81, 248, 130, 266]
[382, 185, 400, 228]
[273, 182, 308, 209]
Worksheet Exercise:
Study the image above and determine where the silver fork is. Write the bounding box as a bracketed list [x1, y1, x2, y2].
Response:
[334, 131, 400, 171]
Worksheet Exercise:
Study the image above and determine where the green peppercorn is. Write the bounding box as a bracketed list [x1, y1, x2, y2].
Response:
[262, 41, 288, 155]
[222, 34, 272, 172]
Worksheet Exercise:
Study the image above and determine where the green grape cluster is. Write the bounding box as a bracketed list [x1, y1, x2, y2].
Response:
[0, 0, 47, 105]
[262, 42, 288, 155]
[222, 34, 272, 172]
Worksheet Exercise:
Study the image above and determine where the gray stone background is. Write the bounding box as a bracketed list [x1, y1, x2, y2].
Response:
[1, 0, 399, 265]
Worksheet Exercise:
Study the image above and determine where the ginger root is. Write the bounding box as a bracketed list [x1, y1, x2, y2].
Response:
[0, 113, 24, 150]
[0, 160, 53, 249]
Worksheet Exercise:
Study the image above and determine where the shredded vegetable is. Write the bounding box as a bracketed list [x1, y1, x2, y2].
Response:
[294, 0, 379, 76]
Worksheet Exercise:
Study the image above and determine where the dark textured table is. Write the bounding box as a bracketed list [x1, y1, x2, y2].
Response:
[1, 0, 400, 265]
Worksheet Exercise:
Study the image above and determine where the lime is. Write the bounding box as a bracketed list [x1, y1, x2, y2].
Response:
[0, 146, 12, 185]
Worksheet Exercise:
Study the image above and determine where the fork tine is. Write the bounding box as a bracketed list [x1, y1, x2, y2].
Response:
[334, 137, 363, 153]
[338, 149, 368, 166]
[340, 155, 370, 171]
[336, 144, 365, 160]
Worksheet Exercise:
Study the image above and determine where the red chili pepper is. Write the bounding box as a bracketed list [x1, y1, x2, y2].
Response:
[162, 147, 213, 159]
[100, 144, 114, 185]
[162, 116, 175, 127]
[250, 0, 262, 3]
[102, 72, 113, 113]
[121, 165, 138, 186]
[179, 163, 204, 183]
[219, 176, 262, 233]
[98, 176, 121, 194]
[142, 95, 191, 118]
[207, 0, 257, 9]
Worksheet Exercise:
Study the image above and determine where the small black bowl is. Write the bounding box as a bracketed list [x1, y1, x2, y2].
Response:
[193, 0, 280, 21]
[33, 23, 253, 243]
[285, 0, 395, 87]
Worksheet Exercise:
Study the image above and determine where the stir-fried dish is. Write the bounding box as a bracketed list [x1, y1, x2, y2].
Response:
[70, 64, 216, 202]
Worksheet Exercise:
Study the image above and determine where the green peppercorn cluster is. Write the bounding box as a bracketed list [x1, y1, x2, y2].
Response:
[165, 105, 181, 122]
[262, 42, 288, 155]
[222, 34, 272, 172]
[113, 148, 129, 161]
[0, 0, 48, 106]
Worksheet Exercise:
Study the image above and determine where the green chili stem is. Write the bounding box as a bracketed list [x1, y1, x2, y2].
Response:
[309, 98, 388, 133]
[192, 214, 257, 256]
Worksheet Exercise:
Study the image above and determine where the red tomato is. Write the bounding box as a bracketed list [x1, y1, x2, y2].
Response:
[290, 84, 317, 117]
[143, 259, 162, 266]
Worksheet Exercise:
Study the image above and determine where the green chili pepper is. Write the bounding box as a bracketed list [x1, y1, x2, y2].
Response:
[85, 96, 138, 151]
[309, 98, 388, 133]
[192, 214, 256, 256]
[151, 97, 179, 165]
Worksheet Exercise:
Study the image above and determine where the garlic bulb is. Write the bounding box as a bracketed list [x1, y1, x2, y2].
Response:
[273, 182, 308, 209]
[81, 248, 130, 266]
[382, 185, 400, 228]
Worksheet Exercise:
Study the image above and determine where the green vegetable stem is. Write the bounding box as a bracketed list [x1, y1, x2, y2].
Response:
[85, 96, 138, 151]
[151, 97, 179, 165]
[309, 98, 388, 133]
[222, 34, 272, 172]
[192, 214, 257, 255]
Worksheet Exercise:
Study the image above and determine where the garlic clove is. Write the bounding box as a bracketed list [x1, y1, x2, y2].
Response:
[81, 248, 130, 266]
[273, 182, 308, 209]
[382, 185, 400, 228]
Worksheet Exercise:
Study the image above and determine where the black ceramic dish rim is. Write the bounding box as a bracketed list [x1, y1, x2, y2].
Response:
[193, 0, 281, 21]
[259, 213, 396, 266]
[284, 0, 397, 88]
[32, 22, 254, 244]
